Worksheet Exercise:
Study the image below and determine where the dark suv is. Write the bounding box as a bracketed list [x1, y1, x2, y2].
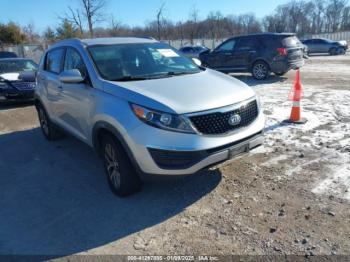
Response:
[199, 33, 305, 80]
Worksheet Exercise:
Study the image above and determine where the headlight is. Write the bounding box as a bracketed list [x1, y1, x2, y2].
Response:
[130, 103, 196, 134]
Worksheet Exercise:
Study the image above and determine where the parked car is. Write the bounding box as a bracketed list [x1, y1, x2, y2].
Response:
[199, 33, 305, 80]
[0, 58, 38, 100]
[35, 37, 265, 197]
[301, 38, 348, 55]
[179, 45, 209, 58]
[0, 51, 18, 59]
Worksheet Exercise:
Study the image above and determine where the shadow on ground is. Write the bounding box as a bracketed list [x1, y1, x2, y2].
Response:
[0, 128, 221, 256]
[232, 74, 288, 87]
[0, 99, 34, 110]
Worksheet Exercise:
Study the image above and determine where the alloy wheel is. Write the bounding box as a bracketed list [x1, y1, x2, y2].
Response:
[253, 63, 268, 79]
[39, 108, 49, 136]
[104, 143, 121, 190]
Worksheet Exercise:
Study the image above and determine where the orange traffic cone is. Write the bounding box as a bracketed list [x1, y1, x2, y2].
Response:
[284, 70, 307, 124]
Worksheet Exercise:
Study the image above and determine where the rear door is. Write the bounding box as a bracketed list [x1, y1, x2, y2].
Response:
[233, 37, 260, 70]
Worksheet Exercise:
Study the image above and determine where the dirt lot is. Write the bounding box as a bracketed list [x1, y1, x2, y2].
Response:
[0, 54, 349, 258]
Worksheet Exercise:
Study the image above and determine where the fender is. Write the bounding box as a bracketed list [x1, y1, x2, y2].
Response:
[92, 121, 143, 175]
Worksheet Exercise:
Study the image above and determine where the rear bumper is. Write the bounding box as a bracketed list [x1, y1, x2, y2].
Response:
[270, 59, 305, 73]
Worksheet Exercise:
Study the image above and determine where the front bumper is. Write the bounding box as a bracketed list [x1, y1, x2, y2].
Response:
[125, 111, 265, 175]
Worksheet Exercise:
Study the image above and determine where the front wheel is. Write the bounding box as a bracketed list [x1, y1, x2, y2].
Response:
[329, 47, 337, 56]
[252, 61, 270, 80]
[101, 134, 141, 197]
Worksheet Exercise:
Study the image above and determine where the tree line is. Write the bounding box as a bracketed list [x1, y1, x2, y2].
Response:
[1, 0, 350, 46]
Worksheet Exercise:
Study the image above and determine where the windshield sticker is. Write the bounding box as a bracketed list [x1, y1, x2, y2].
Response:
[157, 49, 179, 57]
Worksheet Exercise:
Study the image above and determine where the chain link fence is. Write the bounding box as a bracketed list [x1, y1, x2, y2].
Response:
[0, 44, 45, 63]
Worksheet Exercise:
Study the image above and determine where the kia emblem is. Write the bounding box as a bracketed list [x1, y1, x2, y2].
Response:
[228, 114, 241, 126]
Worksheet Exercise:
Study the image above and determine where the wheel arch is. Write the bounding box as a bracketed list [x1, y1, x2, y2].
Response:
[92, 121, 142, 174]
[250, 58, 271, 71]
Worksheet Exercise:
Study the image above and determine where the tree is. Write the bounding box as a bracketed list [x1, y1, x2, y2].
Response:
[156, 3, 165, 40]
[0, 22, 26, 45]
[187, 5, 201, 44]
[23, 22, 40, 43]
[325, 0, 347, 32]
[58, 6, 84, 35]
[80, 0, 107, 38]
[43, 26, 56, 44]
[56, 19, 82, 40]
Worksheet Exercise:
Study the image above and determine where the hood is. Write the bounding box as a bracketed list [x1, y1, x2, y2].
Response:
[103, 69, 255, 115]
[0, 71, 36, 82]
[0, 72, 20, 81]
[337, 40, 348, 46]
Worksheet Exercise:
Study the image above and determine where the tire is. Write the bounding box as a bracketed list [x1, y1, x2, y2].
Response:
[101, 134, 141, 197]
[37, 104, 64, 140]
[252, 61, 270, 80]
[329, 47, 337, 56]
[338, 47, 346, 55]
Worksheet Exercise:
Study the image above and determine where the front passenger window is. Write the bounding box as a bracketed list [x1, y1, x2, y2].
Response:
[64, 48, 87, 78]
[45, 48, 64, 74]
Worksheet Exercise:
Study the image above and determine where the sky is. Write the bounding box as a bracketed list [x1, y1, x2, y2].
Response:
[0, 0, 289, 33]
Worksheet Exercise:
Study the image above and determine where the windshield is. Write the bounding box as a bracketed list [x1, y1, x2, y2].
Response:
[0, 60, 38, 74]
[88, 43, 202, 81]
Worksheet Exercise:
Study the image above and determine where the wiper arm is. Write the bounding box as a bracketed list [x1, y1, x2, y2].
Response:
[167, 71, 196, 76]
[111, 75, 149, 82]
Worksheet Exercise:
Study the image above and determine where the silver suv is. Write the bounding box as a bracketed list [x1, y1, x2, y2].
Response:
[35, 37, 265, 197]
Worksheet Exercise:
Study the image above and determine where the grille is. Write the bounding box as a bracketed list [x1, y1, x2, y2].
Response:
[189, 100, 258, 135]
[10, 82, 36, 90]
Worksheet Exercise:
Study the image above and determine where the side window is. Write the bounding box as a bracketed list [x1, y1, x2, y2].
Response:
[64, 48, 87, 78]
[45, 48, 64, 74]
[236, 38, 258, 50]
[216, 40, 236, 52]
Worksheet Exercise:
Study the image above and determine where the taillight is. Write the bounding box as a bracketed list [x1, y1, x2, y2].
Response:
[277, 47, 288, 56]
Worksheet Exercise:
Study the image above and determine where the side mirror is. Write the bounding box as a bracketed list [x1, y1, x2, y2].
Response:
[59, 69, 84, 83]
[192, 58, 202, 66]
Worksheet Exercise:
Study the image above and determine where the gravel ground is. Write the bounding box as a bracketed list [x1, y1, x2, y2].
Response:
[0, 53, 349, 258]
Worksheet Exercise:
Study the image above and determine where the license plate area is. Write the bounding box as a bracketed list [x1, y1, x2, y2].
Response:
[228, 144, 250, 159]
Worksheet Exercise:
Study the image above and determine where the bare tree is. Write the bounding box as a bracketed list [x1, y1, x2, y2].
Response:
[156, 3, 165, 40]
[80, 0, 107, 38]
[326, 0, 347, 32]
[23, 22, 40, 43]
[187, 5, 200, 44]
[58, 7, 84, 35]
[109, 14, 122, 36]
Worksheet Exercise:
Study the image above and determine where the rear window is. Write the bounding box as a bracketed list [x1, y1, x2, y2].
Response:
[282, 36, 302, 47]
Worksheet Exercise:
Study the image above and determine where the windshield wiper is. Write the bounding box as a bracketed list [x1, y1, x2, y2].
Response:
[111, 75, 149, 82]
[166, 71, 198, 76]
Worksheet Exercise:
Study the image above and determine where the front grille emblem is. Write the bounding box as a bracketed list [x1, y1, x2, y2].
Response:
[228, 114, 241, 126]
